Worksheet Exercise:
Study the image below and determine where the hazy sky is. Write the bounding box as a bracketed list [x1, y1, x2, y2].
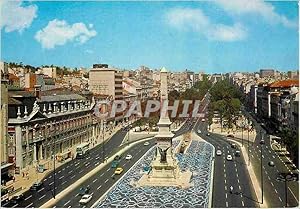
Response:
[1, 0, 298, 73]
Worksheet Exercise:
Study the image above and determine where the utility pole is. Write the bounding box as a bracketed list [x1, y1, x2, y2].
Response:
[260, 139, 264, 204]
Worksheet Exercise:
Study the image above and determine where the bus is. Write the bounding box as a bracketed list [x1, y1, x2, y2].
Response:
[76, 142, 90, 159]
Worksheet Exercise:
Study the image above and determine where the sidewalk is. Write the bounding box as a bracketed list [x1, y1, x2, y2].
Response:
[209, 120, 257, 143]
[6, 124, 123, 199]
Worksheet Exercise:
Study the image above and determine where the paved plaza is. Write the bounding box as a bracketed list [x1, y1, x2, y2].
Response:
[96, 139, 214, 208]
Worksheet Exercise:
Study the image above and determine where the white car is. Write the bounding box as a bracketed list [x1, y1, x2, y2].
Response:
[144, 142, 150, 146]
[125, 154, 132, 160]
[226, 155, 233, 161]
[216, 150, 222, 156]
[201, 119, 205, 122]
[197, 130, 202, 134]
[79, 194, 92, 204]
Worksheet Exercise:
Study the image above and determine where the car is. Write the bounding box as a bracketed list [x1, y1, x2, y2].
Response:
[216, 150, 222, 156]
[79, 194, 92, 204]
[10, 194, 24, 203]
[226, 155, 233, 161]
[197, 130, 202, 134]
[201, 119, 205, 122]
[144, 142, 150, 146]
[235, 150, 241, 157]
[111, 160, 119, 168]
[115, 167, 124, 175]
[227, 134, 234, 138]
[231, 143, 237, 149]
[114, 155, 121, 161]
[268, 161, 275, 167]
[125, 154, 132, 160]
[79, 187, 90, 196]
[30, 181, 43, 191]
[206, 133, 210, 136]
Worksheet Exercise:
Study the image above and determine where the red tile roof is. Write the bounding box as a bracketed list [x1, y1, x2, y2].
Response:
[269, 80, 299, 88]
[8, 73, 19, 81]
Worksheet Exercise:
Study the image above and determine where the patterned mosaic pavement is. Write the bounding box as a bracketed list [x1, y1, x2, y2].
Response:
[96, 140, 214, 208]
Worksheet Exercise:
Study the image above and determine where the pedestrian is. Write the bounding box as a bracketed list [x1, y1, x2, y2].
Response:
[22, 172, 25, 178]
[230, 186, 233, 194]
[13, 176, 15, 182]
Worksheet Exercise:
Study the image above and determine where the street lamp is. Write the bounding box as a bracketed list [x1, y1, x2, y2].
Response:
[102, 120, 106, 163]
[51, 122, 56, 199]
[276, 172, 296, 207]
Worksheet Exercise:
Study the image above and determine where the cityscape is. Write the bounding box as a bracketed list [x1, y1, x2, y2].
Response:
[0, 0, 299, 208]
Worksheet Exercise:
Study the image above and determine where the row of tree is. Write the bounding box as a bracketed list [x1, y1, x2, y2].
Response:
[207, 79, 243, 129]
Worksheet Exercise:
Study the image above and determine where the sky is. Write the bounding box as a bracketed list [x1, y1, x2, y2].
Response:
[0, 0, 299, 73]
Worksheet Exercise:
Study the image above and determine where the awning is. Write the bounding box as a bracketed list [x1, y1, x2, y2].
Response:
[1, 163, 14, 170]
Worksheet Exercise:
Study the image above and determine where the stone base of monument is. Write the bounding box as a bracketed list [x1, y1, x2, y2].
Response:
[135, 160, 193, 189]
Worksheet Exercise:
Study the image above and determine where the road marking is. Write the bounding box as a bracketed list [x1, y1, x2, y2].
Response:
[275, 189, 278, 194]
[59, 175, 64, 179]
[63, 200, 70, 206]
[234, 163, 237, 167]
[43, 178, 47, 182]
[75, 193, 79, 197]
[224, 173, 226, 178]
[100, 173, 104, 177]
[49, 182, 54, 186]
[79, 170, 83, 174]
[279, 196, 283, 202]
[269, 150, 272, 154]
[37, 187, 45, 192]
[62, 168, 65, 171]
[58, 170, 61, 174]
[62, 180, 67, 185]
[105, 179, 109, 183]
[26, 203, 33, 208]
[237, 179, 240, 183]
[224, 168, 226, 173]
[12, 204, 18, 208]
[68, 206, 71, 208]
[225, 185, 227, 190]
[288, 187, 299, 202]
[39, 194, 46, 200]
[238, 185, 241, 190]
[95, 162, 99, 166]
[106, 168, 110, 172]
[268, 176, 271, 180]
[226, 201, 228, 207]
[68, 170, 73, 174]
[224, 179, 226, 184]
[235, 168, 238, 172]
[236, 173, 239, 178]
[97, 185, 102, 190]
[25, 195, 32, 200]
[71, 175, 76, 179]
[271, 182, 274, 186]
[91, 192, 94, 196]
[242, 200, 245, 207]
[93, 179, 98, 183]
[273, 155, 275, 159]
[225, 193, 228, 199]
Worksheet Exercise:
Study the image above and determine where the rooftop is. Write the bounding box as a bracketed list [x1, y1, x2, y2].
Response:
[269, 79, 299, 88]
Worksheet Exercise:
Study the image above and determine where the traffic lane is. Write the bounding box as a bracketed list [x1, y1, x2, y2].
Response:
[206, 134, 257, 207]
[250, 144, 299, 207]
[55, 140, 156, 208]
[16, 132, 129, 208]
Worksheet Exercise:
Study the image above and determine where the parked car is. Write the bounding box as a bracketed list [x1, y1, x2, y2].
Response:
[79, 187, 90, 196]
[201, 119, 205, 122]
[231, 143, 237, 149]
[235, 150, 241, 157]
[216, 150, 222, 156]
[197, 130, 202, 134]
[144, 142, 150, 146]
[125, 154, 132, 160]
[226, 155, 233, 161]
[30, 181, 43, 191]
[79, 194, 92, 204]
[206, 133, 210, 136]
[268, 161, 275, 167]
[115, 167, 124, 175]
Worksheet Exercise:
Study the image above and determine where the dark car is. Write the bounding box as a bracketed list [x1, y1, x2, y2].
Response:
[111, 160, 119, 168]
[227, 134, 234, 138]
[10, 194, 24, 203]
[231, 143, 237, 149]
[30, 181, 43, 191]
[114, 155, 121, 161]
[79, 187, 90, 196]
[235, 150, 241, 157]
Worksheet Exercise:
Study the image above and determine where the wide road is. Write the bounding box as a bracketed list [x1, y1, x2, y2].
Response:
[194, 119, 258, 208]
[4, 127, 130, 208]
[52, 119, 192, 208]
[229, 111, 299, 207]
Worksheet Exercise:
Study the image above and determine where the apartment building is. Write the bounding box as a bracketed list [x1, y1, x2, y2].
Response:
[89, 64, 123, 100]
